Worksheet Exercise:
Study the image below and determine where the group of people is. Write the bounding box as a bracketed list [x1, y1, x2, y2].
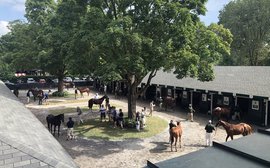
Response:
[135, 107, 147, 131]
[107, 106, 124, 128]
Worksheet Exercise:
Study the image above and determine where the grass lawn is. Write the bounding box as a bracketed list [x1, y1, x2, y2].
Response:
[48, 107, 92, 115]
[75, 116, 168, 140]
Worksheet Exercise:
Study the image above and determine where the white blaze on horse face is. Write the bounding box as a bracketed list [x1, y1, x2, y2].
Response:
[216, 107, 221, 110]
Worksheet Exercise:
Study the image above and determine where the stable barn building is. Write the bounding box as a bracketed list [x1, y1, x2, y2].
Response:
[141, 66, 270, 127]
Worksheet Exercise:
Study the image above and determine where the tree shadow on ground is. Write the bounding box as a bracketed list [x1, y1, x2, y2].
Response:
[57, 136, 145, 159]
[149, 141, 170, 153]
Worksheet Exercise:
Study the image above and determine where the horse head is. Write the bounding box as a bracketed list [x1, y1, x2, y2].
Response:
[58, 113, 65, 123]
[215, 120, 223, 127]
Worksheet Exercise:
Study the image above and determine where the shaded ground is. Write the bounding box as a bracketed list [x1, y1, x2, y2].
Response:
[18, 89, 256, 168]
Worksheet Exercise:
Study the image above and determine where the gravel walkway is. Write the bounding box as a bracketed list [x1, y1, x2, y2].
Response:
[20, 89, 244, 168]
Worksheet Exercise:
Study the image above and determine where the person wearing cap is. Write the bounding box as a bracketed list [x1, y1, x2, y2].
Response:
[205, 120, 215, 146]
[187, 104, 195, 122]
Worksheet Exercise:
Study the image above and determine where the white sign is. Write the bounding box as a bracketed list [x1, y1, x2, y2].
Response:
[202, 94, 207, 102]
[252, 100, 259, 110]
[223, 96, 229, 105]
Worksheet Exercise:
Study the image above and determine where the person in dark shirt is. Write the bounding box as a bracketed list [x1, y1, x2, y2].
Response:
[118, 109, 124, 129]
[66, 117, 75, 140]
[169, 120, 176, 142]
[205, 120, 215, 146]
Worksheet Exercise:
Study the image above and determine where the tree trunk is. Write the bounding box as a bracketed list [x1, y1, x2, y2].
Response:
[127, 82, 137, 119]
[58, 76, 64, 92]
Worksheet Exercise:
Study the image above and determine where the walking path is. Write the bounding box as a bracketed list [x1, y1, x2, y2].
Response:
[20, 89, 245, 168]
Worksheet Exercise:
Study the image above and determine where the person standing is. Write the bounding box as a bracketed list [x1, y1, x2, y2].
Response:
[205, 120, 215, 146]
[149, 101, 155, 116]
[26, 91, 30, 104]
[118, 109, 124, 129]
[187, 104, 195, 122]
[169, 120, 176, 142]
[77, 106, 83, 124]
[100, 104, 106, 122]
[75, 89, 78, 99]
[141, 108, 146, 128]
[66, 117, 75, 140]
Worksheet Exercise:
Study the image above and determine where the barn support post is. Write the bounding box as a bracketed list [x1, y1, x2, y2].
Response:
[190, 91, 193, 106]
[235, 96, 237, 106]
[210, 94, 213, 114]
[265, 99, 268, 126]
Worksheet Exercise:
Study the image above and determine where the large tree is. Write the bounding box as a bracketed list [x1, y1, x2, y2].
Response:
[219, 0, 270, 65]
[78, 1, 232, 118]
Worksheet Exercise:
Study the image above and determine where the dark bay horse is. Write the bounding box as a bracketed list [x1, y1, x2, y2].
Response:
[170, 121, 183, 152]
[27, 89, 44, 101]
[88, 95, 108, 112]
[77, 87, 90, 97]
[215, 120, 252, 142]
[46, 114, 64, 137]
[163, 97, 176, 111]
[64, 82, 75, 90]
[212, 107, 231, 122]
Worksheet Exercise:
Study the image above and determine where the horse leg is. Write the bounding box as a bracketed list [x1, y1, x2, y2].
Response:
[225, 135, 230, 142]
[58, 125, 60, 137]
[53, 125, 56, 136]
[179, 135, 182, 148]
[47, 122, 50, 132]
[230, 135, 233, 140]
[170, 136, 174, 152]
[175, 137, 178, 152]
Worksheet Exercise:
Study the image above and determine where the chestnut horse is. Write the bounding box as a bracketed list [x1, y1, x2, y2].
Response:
[212, 107, 231, 122]
[163, 96, 176, 111]
[170, 121, 183, 152]
[215, 120, 252, 142]
[88, 95, 108, 112]
[77, 87, 90, 97]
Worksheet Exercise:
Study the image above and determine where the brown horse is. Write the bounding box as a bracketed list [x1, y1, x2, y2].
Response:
[88, 95, 108, 112]
[27, 89, 44, 102]
[215, 120, 252, 142]
[212, 107, 231, 122]
[163, 96, 176, 111]
[77, 87, 90, 97]
[170, 121, 183, 152]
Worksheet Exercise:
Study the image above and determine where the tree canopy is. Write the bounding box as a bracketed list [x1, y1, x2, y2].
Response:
[219, 0, 270, 65]
[0, 0, 232, 118]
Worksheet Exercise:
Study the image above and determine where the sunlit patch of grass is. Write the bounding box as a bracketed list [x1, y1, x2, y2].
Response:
[75, 116, 168, 140]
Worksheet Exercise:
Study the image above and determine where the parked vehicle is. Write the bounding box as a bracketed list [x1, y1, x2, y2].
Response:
[63, 77, 73, 82]
[27, 78, 36, 84]
[52, 78, 59, 83]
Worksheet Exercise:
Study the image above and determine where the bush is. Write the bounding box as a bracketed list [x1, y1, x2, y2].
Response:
[52, 91, 69, 97]
[124, 118, 136, 128]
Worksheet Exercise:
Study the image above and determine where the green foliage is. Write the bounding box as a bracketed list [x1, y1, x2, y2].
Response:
[219, 0, 270, 65]
[52, 91, 69, 97]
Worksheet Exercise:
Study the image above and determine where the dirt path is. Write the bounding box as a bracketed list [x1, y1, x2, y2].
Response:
[20, 89, 243, 168]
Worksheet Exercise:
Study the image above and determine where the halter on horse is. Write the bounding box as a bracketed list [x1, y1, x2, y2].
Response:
[170, 121, 183, 152]
[215, 120, 252, 142]
[88, 95, 108, 112]
[212, 107, 231, 122]
[46, 114, 64, 137]
[27, 89, 44, 102]
[77, 87, 90, 97]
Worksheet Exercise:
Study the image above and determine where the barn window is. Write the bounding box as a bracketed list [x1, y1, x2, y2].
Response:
[223, 96, 229, 105]
[182, 91, 187, 98]
[202, 94, 207, 102]
[168, 89, 172, 96]
[252, 100, 259, 110]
